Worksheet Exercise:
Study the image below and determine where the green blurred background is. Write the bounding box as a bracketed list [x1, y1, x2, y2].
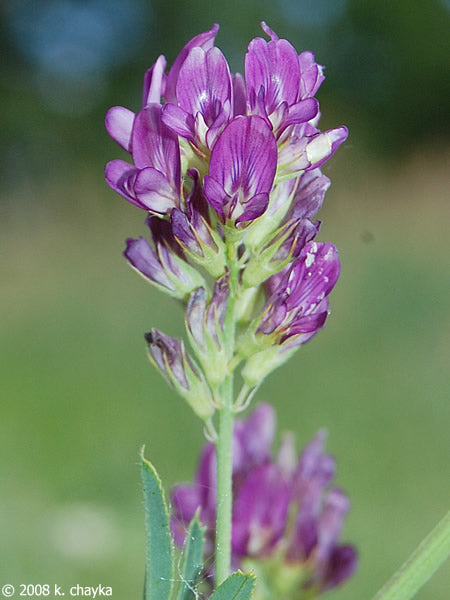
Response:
[1, 1, 449, 598]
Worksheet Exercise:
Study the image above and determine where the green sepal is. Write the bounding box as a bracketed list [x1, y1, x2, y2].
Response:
[159, 251, 207, 301]
[243, 181, 296, 252]
[172, 510, 206, 600]
[242, 221, 298, 288]
[176, 220, 227, 279]
[146, 345, 215, 421]
[241, 346, 296, 388]
[141, 449, 174, 600]
[209, 572, 256, 600]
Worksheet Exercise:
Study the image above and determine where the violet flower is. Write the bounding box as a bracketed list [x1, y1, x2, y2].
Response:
[106, 104, 182, 214]
[245, 22, 319, 136]
[203, 115, 277, 226]
[162, 45, 233, 151]
[259, 240, 341, 347]
[124, 216, 205, 300]
[171, 404, 358, 596]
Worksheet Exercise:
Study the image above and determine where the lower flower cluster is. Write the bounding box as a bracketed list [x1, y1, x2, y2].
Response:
[171, 404, 357, 598]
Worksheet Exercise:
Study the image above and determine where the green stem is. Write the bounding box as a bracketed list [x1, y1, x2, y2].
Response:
[372, 510, 450, 600]
[215, 383, 234, 585]
[214, 239, 240, 586]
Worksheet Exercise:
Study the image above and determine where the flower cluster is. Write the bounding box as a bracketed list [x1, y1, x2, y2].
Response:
[171, 404, 358, 597]
[105, 22, 346, 419]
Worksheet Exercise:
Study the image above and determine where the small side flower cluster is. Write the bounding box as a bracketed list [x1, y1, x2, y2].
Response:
[171, 404, 358, 597]
[105, 22, 346, 420]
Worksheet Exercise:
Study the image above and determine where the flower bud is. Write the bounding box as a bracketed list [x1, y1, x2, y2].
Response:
[145, 329, 214, 420]
[185, 271, 230, 388]
[171, 170, 226, 278]
[124, 216, 206, 300]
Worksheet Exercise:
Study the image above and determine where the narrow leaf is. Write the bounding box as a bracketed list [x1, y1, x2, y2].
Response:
[209, 572, 256, 600]
[372, 510, 450, 600]
[141, 448, 174, 600]
[174, 511, 206, 600]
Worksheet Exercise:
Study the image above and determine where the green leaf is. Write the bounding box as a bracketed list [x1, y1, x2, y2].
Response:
[372, 510, 450, 600]
[141, 448, 173, 600]
[173, 511, 206, 600]
[209, 572, 256, 600]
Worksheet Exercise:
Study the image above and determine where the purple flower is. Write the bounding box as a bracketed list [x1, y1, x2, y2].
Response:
[171, 404, 358, 593]
[260, 241, 340, 348]
[105, 104, 181, 214]
[162, 46, 232, 150]
[164, 24, 220, 104]
[278, 122, 349, 178]
[203, 115, 278, 225]
[124, 216, 205, 299]
[245, 22, 319, 136]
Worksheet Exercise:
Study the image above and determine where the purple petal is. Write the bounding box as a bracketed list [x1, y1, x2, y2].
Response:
[260, 21, 279, 41]
[146, 329, 188, 389]
[289, 169, 331, 220]
[235, 192, 270, 225]
[105, 160, 143, 209]
[142, 55, 167, 106]
[131, 105, 181, 192]
[282, 309, 328, 340]
[203, 176, 227, 218]
[147, 215, 183, 257]
[165, 24, 219, 103]
[206, 270, 230, 340]
[276, 218, 321, 261]
[298, 51, 325, 98]
[232, 73, 247, 116]
[124, 237, 173, 290]
[258, 300, 288, 335]
[186, 287, 207, 349]
[296, 429, 336, 488]
[283, 97, 319, 129]
[171, 483, 203, 525]
[134, 167, 179, 214]
[105, 106, 135, 152]
[284, 242, 340, 313]
[317, 488, 350, 561]
[161, 104, 195, 141]
[323, 545, 358, 590]
[306, 126, 349, 170]
[171, 209, 202, 254]
[195, 444, 217, 523]
[245, 37, 300, 114]
[176, 46, 232, 128]
[288, 514, 318, 561]
[206, 115, 277, 219]
[232, 464, 290, 556]
[234, 403, 275, 471]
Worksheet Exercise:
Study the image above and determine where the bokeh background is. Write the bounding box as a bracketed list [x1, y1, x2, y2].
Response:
[1, 1, 449, 598]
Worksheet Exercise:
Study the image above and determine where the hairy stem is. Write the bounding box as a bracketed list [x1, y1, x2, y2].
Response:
[215, 380, 234, 585]
[214, 240, 240, 585]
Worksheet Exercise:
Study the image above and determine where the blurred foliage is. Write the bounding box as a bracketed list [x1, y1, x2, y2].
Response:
[1, 1, 449, 599]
